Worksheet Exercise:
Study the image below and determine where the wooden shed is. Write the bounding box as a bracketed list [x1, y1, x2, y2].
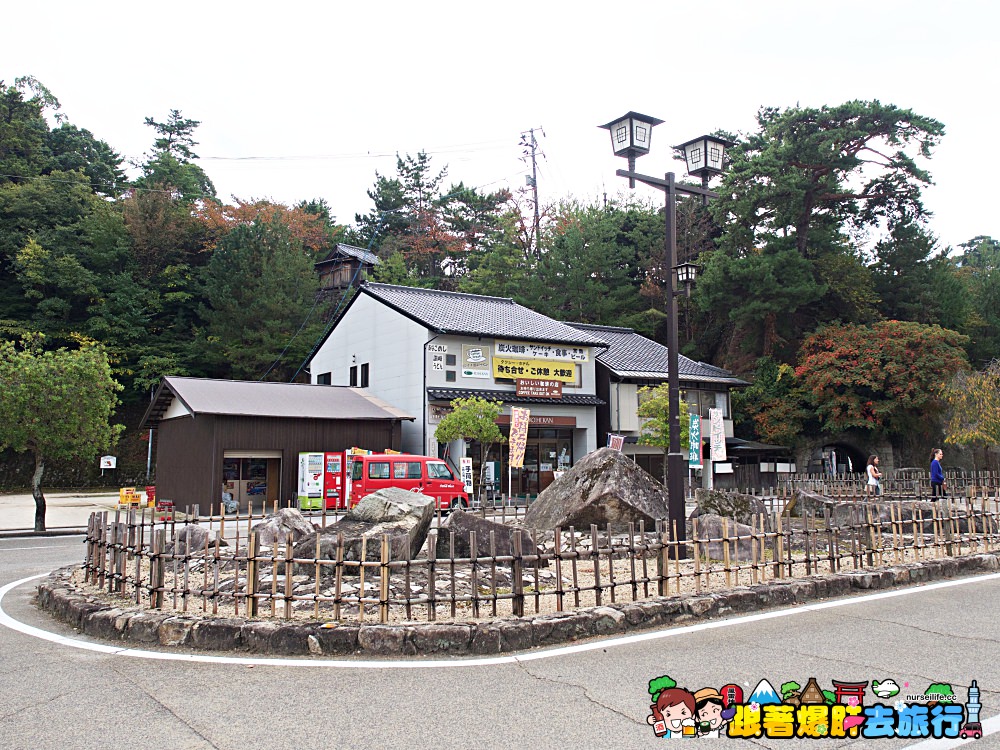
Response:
[140, 377, 413, 512]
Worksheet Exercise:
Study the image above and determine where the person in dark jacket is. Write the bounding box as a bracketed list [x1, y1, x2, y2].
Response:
[930, 448, 945, 499]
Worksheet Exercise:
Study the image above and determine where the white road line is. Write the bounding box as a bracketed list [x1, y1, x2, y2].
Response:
[1, 571, 999, 669]
[904, 712, 1000, 748]
[0, 544, 80, 551]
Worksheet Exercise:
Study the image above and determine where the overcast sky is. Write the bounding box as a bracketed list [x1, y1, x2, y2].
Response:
[5, 0, 997, 251]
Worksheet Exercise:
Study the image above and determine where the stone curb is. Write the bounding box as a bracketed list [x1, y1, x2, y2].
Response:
[34, 552, 1000, 657]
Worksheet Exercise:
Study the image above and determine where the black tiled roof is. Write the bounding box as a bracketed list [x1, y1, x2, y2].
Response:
[362, 283, 607, 346]
[567, 323, 749, 386]
[426, 388, 605, 406]
[316, 243, 379, 267]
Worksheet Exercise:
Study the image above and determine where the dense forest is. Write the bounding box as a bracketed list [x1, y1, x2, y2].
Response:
[2, 76, 998, 482]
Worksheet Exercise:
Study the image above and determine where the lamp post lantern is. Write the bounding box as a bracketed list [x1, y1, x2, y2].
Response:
[600, 114, 728, 559]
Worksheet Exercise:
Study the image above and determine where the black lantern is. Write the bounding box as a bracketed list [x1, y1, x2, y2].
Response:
[599, 111, 664, 187]
[674, 134, 734, 181]
[674, 261, 699, 286]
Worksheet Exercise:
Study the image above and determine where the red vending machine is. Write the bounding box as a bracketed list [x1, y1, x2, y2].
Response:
[323, 452, 348, 509]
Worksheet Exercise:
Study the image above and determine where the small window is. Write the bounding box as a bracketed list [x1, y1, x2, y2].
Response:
[368, 461, 390, 479]
[351, 461, 363, 480]
[360, 362, 370, 388]
[427, 461, 454, 479]
[445, 354, 457, 366]
[445, 370, 456, 382]
[563, 363, 583, 389]
[317, 372, 332, 385]
[349, 366, 358, 387]
[394, 461, 423, 479]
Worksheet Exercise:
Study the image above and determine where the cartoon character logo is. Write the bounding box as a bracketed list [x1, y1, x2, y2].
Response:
[647, 676, 697, 738]
[694, 687, 737, 737]
[872, 679, 900, 699]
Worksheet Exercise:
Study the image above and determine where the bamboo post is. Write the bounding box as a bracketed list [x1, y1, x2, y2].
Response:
[151, 529, 165, 610]
[426, 530, 437, 622]
[470, 530, 480, 619]
[693, 517, 702, 593]
[246, 530, 259, 618]
[380, 534, 390, 624]
[512, 530, 525, 617]
[334, 532, 344, 621]
[358, 534, 368, 623]
[722, 517, 732, 588]
[554, 527, 564, 612]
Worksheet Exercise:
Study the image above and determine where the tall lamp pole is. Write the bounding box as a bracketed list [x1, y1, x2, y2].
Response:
[599, 114, 731, 558]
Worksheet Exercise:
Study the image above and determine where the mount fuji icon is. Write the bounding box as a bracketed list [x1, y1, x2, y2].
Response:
[748, 679, 782, 705]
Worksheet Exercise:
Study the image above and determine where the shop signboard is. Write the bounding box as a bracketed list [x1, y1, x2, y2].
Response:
[709, 408, 727, 462]
[493, 357, 575, 382]
[462, 345, 490, 378]
[460, 456, 474, 494]
[495, 340, 589, 362]
[516, 378, 562, 398]
[688, 414, 702, 468]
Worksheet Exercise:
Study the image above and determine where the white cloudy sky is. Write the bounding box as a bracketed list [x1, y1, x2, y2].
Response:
[4, 0, 997, 250]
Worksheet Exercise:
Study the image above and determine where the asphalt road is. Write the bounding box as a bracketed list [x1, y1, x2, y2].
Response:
[1, 535, 998, 750]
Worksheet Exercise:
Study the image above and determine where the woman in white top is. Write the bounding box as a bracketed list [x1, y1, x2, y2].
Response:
[866, 455, 882, 496]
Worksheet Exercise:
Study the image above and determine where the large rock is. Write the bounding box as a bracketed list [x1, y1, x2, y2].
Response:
[293, 487, 434, 573]
[785, 489, 836, 517]
[693, 489, 773, 531]
[523, 447, 669, 531]
[831, 500, 970, 533]
[688, 513, 758, 562]
[251, 508, 317, 546]
[167, 525, 227, 556]
[435, 509, 546, 565]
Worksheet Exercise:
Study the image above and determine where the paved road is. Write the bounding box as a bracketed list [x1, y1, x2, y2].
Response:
[1, 536, 998, 749]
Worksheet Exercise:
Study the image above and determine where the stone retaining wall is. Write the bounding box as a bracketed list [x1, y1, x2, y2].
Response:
[36, 553, 1000, 657]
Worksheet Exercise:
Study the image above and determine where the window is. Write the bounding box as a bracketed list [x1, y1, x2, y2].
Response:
[394, 461, 423, 479]
[317, 372, 331, 385]
[360, 362, 369, 388]
[445, 354, 457, 366]
[445, 370, 456, 382]
[351, 461, 363, 480]
[368, 461, 390, 479]
[427, 461, 454, 479]
[564, 364, 583, 389]
[349, 366, 358, 386]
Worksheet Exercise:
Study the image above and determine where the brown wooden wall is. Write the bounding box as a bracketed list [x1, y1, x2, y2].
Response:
[154, 415, 404, 511]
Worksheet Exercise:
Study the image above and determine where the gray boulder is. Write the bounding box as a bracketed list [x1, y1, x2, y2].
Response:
[250, 508, 317, 546]
[786, 489, 836, 517]
[293, 487, 434, 573]
[688, 513, 758, 563]
[832, 500, 970, 534]
[168, 525, 227, 556]
[523, 448, 670, 531]
[435, 509, 546, 566]
[693, 489, 772, 531]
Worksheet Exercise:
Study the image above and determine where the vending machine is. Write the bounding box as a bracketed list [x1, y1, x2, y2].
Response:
[298, 451, 350, 510]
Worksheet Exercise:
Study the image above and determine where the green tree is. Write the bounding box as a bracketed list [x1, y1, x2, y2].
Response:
[701, 100, 944, 365]
[135, 109, 215, 202]
[0, 338, 123, 530]
[47, 123, 127, 197]
[197, 217, 326, 380]
[433, 396, 507, 500]
[796, 321, 969, 437]
[0, 77, 53, 185]
[636, 384, 691, 484]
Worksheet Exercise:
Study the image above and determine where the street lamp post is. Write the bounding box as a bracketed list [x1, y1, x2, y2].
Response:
[599, 114, 731, 558]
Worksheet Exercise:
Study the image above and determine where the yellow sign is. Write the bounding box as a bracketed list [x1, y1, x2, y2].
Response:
[493, 357, 576, 382]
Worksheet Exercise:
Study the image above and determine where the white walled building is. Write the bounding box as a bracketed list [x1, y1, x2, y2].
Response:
[308, 283, 607, 495]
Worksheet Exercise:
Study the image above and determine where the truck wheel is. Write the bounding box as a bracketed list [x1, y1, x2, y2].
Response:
[451, 498, 467, 511]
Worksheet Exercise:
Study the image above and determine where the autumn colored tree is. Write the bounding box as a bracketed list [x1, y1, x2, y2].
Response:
[195, 197, 336, 259]
[942, 360, 1000, 468]
[796, 321, 969, 436]
[731, 357, 813, 446]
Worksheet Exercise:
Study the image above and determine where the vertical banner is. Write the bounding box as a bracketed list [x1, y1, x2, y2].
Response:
[509, 407, 530, 468]
[688, 414, 702, 468]
[460, 456, 474, 495]
[709, 407, 727, 462]
[607, 434, 625, 451]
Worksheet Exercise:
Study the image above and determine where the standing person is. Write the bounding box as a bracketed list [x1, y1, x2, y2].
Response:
[930, 448, 945, 499]
[866, 455, 882, 496]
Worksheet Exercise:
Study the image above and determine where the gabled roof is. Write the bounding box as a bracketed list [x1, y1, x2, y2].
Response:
[315, 243, 380, 267]
[567, 323, 749, 386]
[340, 283, 607, 346]
[141, 376, 414, 429]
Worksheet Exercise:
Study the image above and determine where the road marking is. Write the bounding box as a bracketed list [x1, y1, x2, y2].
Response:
[904, 712, 1000, 748]
[1, 571, 999, 669]
[0, 544, 80, 551]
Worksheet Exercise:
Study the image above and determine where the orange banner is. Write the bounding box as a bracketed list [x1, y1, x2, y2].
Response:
[508, 407, 531, 468]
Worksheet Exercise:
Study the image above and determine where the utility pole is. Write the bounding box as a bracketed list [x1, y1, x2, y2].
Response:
[519, 127, 544, 256]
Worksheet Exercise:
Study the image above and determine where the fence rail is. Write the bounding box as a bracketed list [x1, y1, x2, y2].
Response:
[82, 493, 1000, 625]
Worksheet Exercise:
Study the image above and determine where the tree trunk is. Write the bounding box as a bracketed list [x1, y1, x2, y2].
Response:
[32, 453, 46, 532]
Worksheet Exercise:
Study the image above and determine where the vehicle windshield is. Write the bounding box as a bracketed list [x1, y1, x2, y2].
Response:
[426, 461, 454, 480]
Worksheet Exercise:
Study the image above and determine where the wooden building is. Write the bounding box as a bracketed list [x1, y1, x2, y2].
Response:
[314, 243, 379, 293]
[141, 377, 413, 512]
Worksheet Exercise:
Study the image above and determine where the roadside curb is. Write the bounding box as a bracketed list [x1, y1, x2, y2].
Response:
[34, 552, 1000, 657]
[0, 528, 88, 540]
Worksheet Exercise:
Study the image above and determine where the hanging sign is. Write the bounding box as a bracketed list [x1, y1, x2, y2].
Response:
[516, 379, 563, 398]
[460, 457, 474, 495]
[709, 408, 727, 462]
[688, 414, 702, 468]
[508, 407, 531, 468]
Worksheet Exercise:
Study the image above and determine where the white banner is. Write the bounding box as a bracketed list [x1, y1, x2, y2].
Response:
[460, 457, 474, 494]
[709, 408, 727, 462]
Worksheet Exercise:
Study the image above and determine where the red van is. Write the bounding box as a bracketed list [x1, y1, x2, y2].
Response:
[348, 454, 469, 511]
